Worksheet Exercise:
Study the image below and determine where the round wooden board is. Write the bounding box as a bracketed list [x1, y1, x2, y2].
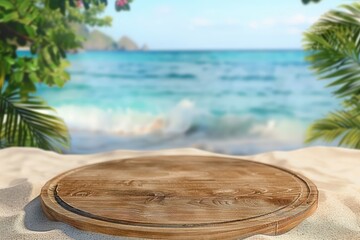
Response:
[41, 155, 318, 239]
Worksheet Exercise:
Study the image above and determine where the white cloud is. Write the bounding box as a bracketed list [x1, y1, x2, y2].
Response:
[191, 17, 242, 29]
[223, 18, 241, 27]
[247, 14, 318, 30]
[287, 14, 318, 26]
[249, 21, 259, 29]
[287, 27, 303, 35]
[190, 14, 316, 31]
[191, 17, 214, 28]
[154, 6, 172, 15]
[248, 18, 277, 29]
[248, 18, 278, 29]
[262, 18, 277, 26]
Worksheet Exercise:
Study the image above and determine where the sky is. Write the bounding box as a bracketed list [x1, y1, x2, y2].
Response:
[95, 0, 349, 50]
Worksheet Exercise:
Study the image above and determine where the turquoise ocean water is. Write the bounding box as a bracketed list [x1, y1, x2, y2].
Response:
[36, 50, 339, 154]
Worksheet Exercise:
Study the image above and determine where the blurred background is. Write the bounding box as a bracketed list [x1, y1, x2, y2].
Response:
[34, 0, 344, 154]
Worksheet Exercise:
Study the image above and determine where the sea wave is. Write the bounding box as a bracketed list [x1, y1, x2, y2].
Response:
[56, 99, 306, 143]
[220, 75, 276, 81]
[69, 71, 196, 80]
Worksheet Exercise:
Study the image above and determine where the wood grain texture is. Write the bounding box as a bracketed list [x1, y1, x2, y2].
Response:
[40, 155, 318, 239]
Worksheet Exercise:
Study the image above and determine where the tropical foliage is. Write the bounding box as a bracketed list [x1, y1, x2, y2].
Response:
[304, 3, 360, 148]
[0, 88, 69, 151]
[0, 0, 132, 152]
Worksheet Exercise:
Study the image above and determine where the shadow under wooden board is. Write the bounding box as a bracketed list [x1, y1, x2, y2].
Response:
[41, 155, 318, 239]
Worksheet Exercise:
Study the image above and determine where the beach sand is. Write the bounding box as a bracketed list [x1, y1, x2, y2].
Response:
[0, 146, 359, 240]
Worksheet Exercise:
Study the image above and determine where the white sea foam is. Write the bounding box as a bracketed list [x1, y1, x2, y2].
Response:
[56, 99, 306, 144]
[57, 106, 162, 135]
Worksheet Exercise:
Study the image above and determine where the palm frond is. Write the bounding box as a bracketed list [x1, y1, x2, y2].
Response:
[304, 2, 360, 149]
[303, 3, 360, 97]
[306, 109, 360, 149]
[0, 87, 70, 152]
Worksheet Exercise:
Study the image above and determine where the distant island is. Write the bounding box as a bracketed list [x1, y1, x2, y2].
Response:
[72, 24, 148, 51]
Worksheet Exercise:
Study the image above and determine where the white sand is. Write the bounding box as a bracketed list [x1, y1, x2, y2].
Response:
[0, 146, 359, 240]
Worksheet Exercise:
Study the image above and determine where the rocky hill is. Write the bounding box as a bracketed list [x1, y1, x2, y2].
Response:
[83, 30, 118, 50]
[72, 24, 148, 51]
[118, 36, 139, 51]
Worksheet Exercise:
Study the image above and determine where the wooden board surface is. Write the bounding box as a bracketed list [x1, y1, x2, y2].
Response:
[40, 155, 318, 239]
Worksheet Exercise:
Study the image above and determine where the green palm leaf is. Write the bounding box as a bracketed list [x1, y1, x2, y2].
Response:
[304, 3, 360, 97]
[0, 87, 70, 152]
[306, 109, 360, 148]
[303, 3, 360, 149]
